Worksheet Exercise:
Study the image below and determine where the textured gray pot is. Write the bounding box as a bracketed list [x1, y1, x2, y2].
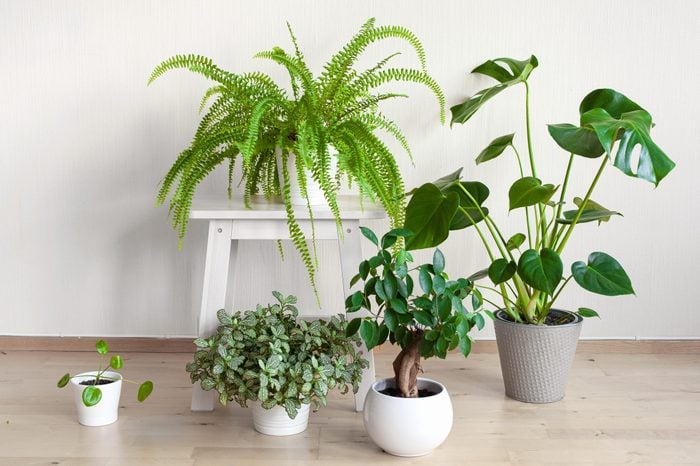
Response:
[493, 309, 582, 403]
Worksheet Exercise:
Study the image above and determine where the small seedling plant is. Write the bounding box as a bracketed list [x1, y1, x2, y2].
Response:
[57, 339, 154, 407]
[345, 228, 485, 398]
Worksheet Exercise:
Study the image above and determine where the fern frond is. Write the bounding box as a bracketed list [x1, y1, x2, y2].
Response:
[280, 151, 319, 299]
[357, 112, 413, 162]
[148, 54, 237, 86]
[319, 20, 427, 103]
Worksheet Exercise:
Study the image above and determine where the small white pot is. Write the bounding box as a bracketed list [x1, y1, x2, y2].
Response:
[251, 403, 310, 436]
[363, 377, 453, 457]
[70, 371, 122, 427]
[275, 147, 338, 206]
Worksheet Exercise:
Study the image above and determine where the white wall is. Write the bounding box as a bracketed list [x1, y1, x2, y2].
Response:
[1, 0, 698, 338]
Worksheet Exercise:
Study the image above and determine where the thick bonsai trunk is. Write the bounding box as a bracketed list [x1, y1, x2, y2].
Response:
[392, 330, 423, 398]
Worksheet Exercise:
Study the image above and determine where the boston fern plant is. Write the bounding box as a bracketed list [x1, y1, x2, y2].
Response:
[404, 55, 675, 325]
[345, 228, 484, 398]
[149, 18, 445, 293]
[187, 292, 368, 418]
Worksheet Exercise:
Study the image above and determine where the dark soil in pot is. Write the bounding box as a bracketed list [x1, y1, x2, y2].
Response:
[79, 379, 115, 386]
[496, 308, 580, 326]
[379, 387, 438, 398]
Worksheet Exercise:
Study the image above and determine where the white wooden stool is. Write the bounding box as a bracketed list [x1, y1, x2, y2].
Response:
[189, 195, 384, 412]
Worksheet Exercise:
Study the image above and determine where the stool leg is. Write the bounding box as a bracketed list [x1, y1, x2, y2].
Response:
[338, 220, 375, 412]
[191, 220, 235, 411]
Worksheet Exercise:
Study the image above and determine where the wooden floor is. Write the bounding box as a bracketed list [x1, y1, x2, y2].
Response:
[1, 349, 699, 465]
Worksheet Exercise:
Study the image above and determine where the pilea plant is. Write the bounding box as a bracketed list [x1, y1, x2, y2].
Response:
[149, 18, 445, 295]
[186, 292, 368, 418]
[404, 55, 675, 325]
[345, 228, 485, 398]
[57, 339, 154, 406]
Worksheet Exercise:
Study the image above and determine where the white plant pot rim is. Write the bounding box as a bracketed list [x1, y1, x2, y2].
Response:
[70, 370, 123, 385]
[369, 377, 446, 400]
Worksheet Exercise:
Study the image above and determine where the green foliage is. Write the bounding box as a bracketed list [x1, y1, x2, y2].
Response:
[345, 228, 484, 360]
[186, 292, 368, 419]
[56, 339, 154, 407]
[404, 55, 675, 324]
[149, 19, 445, 295]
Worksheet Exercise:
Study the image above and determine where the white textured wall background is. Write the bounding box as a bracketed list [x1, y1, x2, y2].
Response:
[1, 0, 698, 338]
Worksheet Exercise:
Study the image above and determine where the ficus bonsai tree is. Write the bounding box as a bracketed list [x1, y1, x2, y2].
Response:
[187, 292, 368, 418]
[149, 18, 445, 296]
[403, 55, 676, 325]
[57, 339, 154, 406]
[345, 228, 485, 397]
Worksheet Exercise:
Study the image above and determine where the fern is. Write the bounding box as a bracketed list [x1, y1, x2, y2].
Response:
[150, 19, 443, 297]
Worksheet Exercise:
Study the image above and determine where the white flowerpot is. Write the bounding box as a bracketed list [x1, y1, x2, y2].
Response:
[275, 147, 337, 206]
[70, 371, 122, 427]
[363, 377, 453, 457]
[251, 403, 310, 436]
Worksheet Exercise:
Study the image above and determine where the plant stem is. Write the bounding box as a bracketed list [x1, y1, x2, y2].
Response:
[457, 206, 495, 261]
[524, 82, 537, 178]
[555, 156, 608, 254]
[549, 153, 574, 247]
[456, 184, 509, 260]
[511, 143, 534, 249]
[548, 275, 573, 309]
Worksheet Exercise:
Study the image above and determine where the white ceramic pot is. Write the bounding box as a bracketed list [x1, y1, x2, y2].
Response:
[251, 403, 310, 436]
[70, 371, 122, 427]
[363, 377, 453, 457]
[275, 147, 338, 206]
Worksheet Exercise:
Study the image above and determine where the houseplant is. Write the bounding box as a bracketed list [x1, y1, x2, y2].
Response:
[57, 339, 154, 426]
[186, 291, 368, 436]
[148, 18, 445, 295]
[345, 228, 484, 456]
[404, 55, 675, 402]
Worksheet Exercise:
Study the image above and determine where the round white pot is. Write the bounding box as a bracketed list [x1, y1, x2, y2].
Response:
[251, 403, 310, 436]
[275, 147, 338, 206]
[70, 371, 122, 427]
[363, 377, 453, 457]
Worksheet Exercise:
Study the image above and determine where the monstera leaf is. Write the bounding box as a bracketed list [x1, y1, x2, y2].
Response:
[450, 55, 538, 125]
[557, 197, 622, 225]
[446, 181, 490, 230]
[548, 89, 675, 185]
[571, 252, 634, 296]
[404, 183, 459, 250]
[583, 107, 675, 186]
[517, 248, 563, 295]
[508, 177, 558, 210]
[475, 133, 515, 165]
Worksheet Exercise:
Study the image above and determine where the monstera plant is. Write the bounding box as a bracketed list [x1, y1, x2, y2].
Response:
[149, 18, 444, 296]
[404, 55, 675, 403]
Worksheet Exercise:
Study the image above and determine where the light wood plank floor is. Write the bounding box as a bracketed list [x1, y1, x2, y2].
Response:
[1, 349, 699, 465]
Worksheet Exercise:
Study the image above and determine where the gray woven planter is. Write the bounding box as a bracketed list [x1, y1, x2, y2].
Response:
[493, 309, 582, 403]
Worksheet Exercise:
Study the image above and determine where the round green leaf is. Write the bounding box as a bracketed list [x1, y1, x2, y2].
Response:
[505, 233, 526, 251]
[57, 373, 71, 388]
[360, 320, 378, 349]
[384, 309, 398, 332]
[578, 307, 600, 318]
[571, 252, 635, 296]
[517, 248, 563, 295]
[508, 177, 558, 211]
[345, 317, 362, 337]
[82, 386, 102, 407]
[110, 355, 123, 370]
[433, 248, 445, 274]
[138, 381, 154, 402]
[413, 310, 434, 327]
[95, 339, 108, 355]
[488, 259, 516, 285]
[359, 227, 378, 246]
[419, 267, 433, 294]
